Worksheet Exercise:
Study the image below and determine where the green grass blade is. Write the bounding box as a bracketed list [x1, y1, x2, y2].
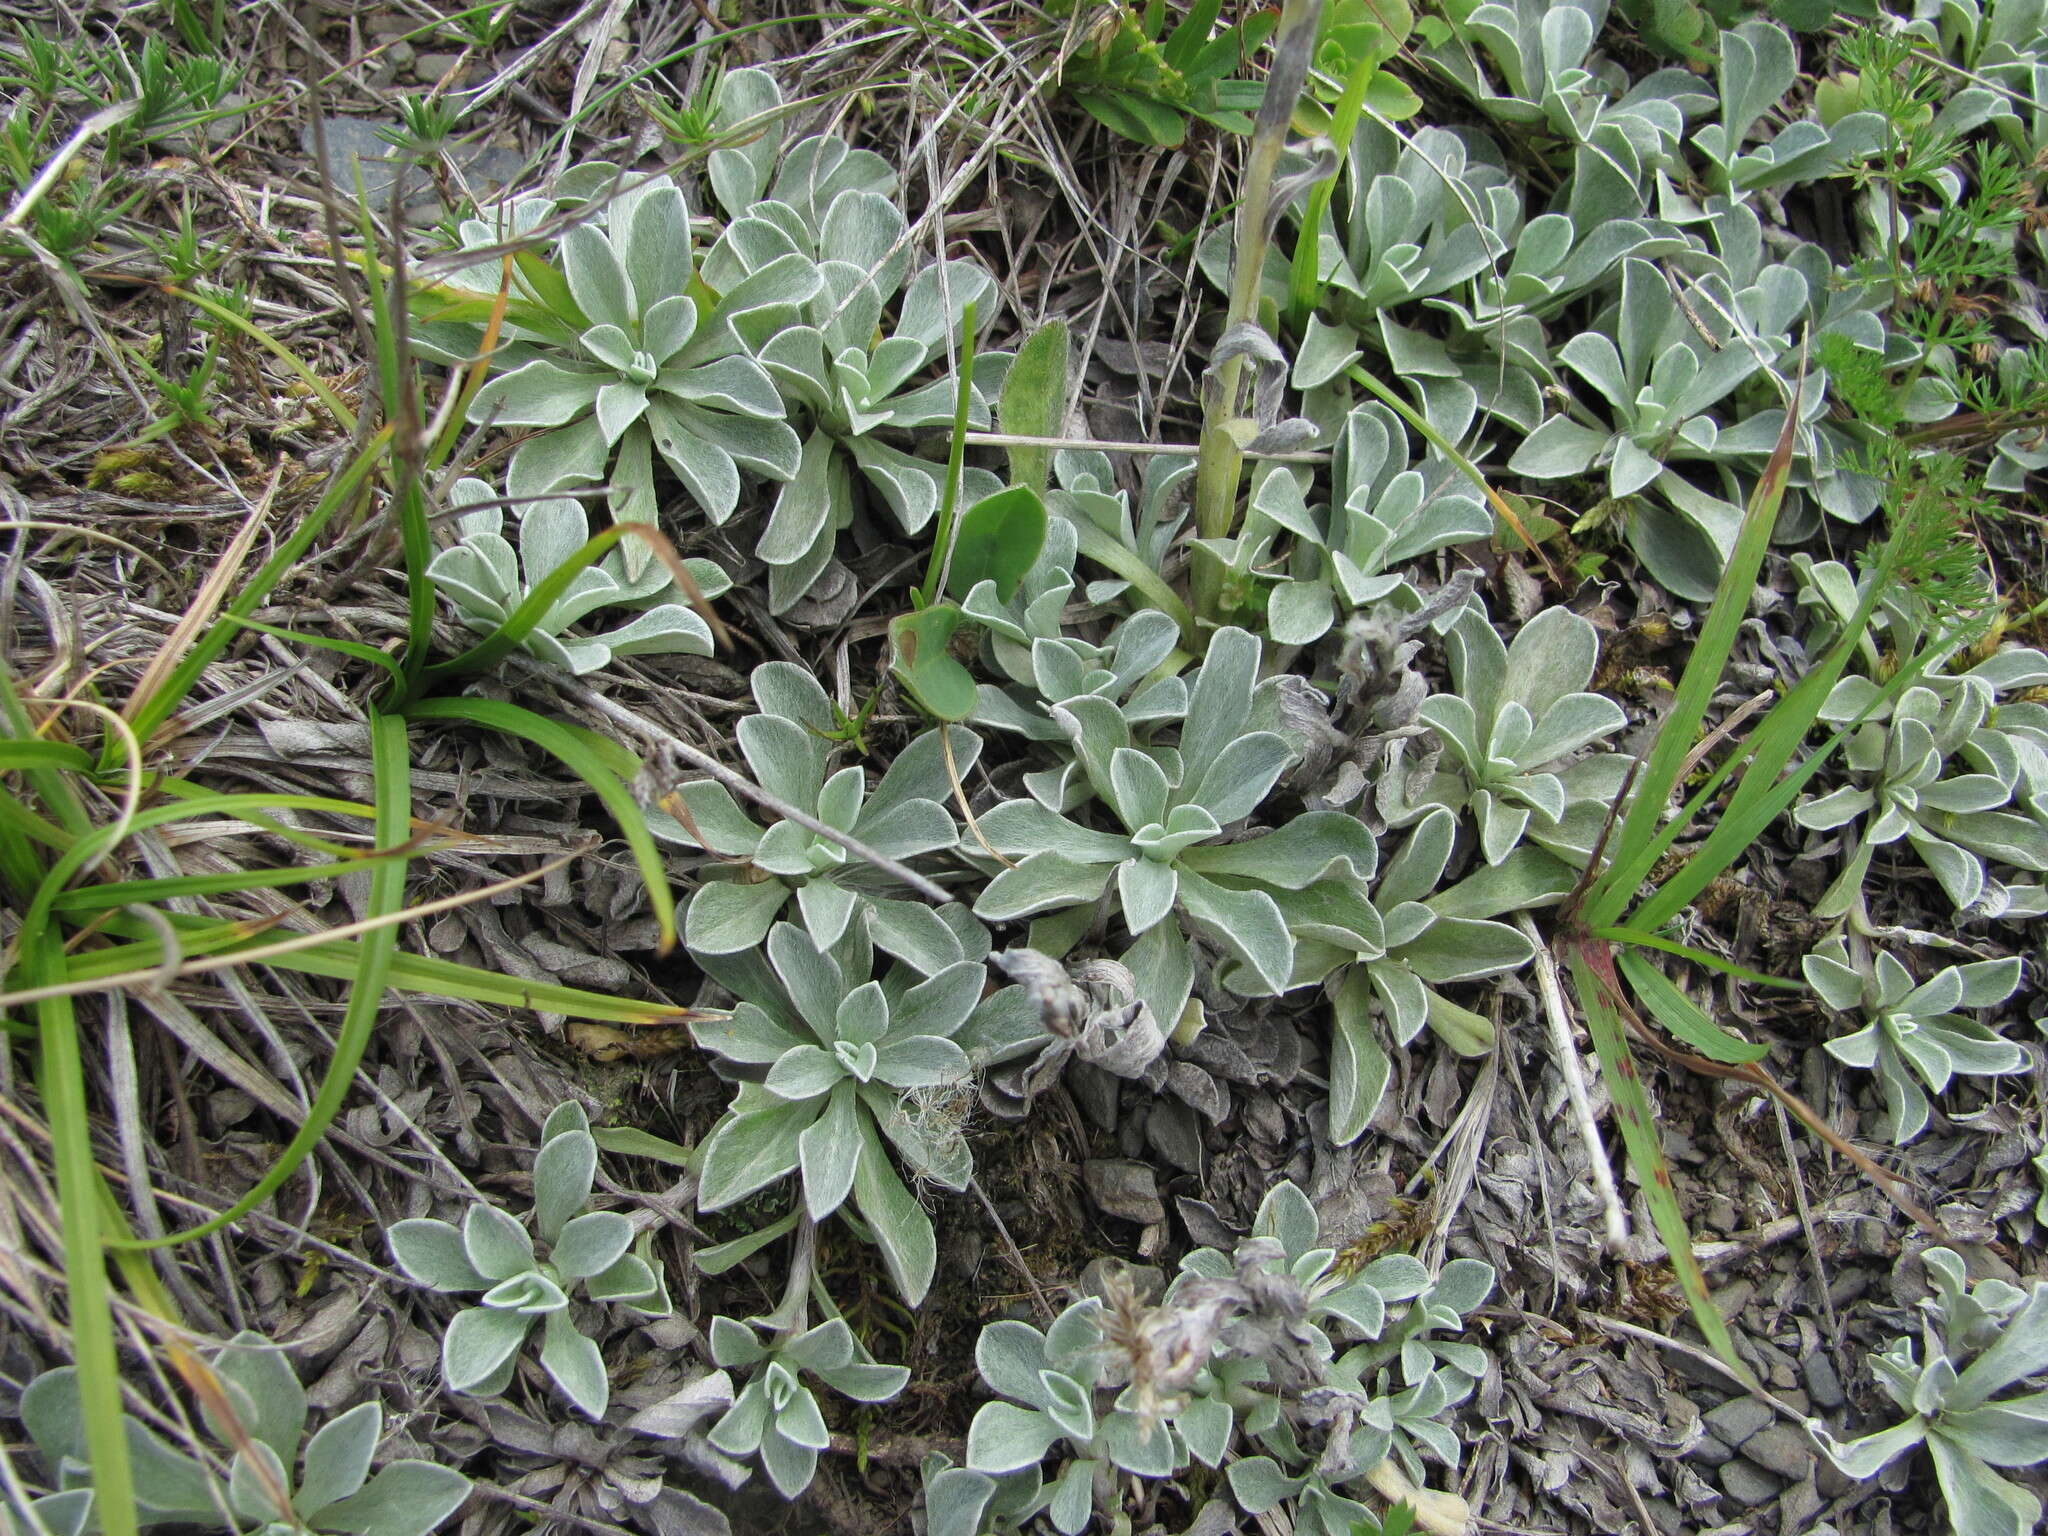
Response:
[53, 849, 413, 912]
[1584, 400, 1800, 926]
[218, 615, 403, 681]
[26, 945, 139, 1536]
[1565, 941, 1758, 1386]
[402, 696, 676, 953]
[106, 711, 413, 1251]
[74, 910, 692, 1024]
[1614, 948, 1772, 1064]
[0, 666, 95, 846]
[0, 740, 93, 772]
[166, 286, 356, 433]
[916, 299, 978, 610]
[1286, 49, 1379, 330]
[128, 430, 388, 749]
[1629, 633, 1950, 933]
[1592, 929, 1802, 989]
[345, 189, 437, 692]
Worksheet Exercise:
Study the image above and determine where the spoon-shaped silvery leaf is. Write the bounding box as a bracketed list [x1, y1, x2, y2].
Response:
[426, 476, 726, 674]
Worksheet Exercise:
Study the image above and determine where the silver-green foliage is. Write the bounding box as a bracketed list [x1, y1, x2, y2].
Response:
[974, 626, 1367, 1029]
[1416, 0, 1711, 227]
[1379, 603, 1627, 866]
[651, 661, 982, 971]
[17, 1336, 468, 1536]
[1315, 806, 1550, 1145]
[1795, 679, 2048, 918]
[1809, 1248, 2048, 1536]
[944, 1181, 1492, 1536]
[705, 1316, 909, 1501]
[386, 1102, 670, 1420]
[1692, 20, 1885, 193]
[1251, 403, 1491, 648]
[1802, 937, 2027, 1144]
[687, 922, 1023, 1305]
[1505, 250, 1808, 598]
[1794, 558, 2048, 917]
[464, 176, 813, 542]
[425, 476, 726, 674]
[697, 68, 1003, 610]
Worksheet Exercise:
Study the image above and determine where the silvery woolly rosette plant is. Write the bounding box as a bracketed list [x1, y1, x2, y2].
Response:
[1505, 252, 1809, 599]
[705, 1316, 909, 1501]
[686, 921, 1023, 1305]
[1295, 807, 1549, 1144]
[16, 1337, 469, 1536]
[1793, 681, 2048, 918]
[967, 567, 1192, 811]
[456, 175, 816, 557]
[960, 1299, 1180, 1536]
[387, 1102, 670, 1420]
[1801, 937, 2028, 1144]
[1808, 1248, 2048, 1536]
[649, 660, 983, 972]
[1415, 0, 1712, 230]
[973, 627, 1374, 1031]
[1251, 403, 1491, 647]
[425, 476, 727, 674]
[1692, 18, 1885, 195]
[694, 75, 1004, 609]
[1378, 603, 1628, 866]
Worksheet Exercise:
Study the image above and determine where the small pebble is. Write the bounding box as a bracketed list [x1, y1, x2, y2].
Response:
[1741, 1423, 1816, 1480]
[1082, 1158, 1165, 1225]
[1689, 1434, 1737, 1468]
[412, 52, 467, 84]
[1719, 1459, 1784, 1505]
[1703, 1396, 1773, 1448]
[1779, 1474, 1823, 1532]
[1803, 1352, 1847, 1409]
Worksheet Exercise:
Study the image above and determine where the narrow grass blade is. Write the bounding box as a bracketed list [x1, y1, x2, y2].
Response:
[0, 741, 92, 772]
[52, 847, 420, 911]
[218, 615, 403, 682]
[352, 197, 437, 688]
[105, 710, 413, 1250]
[127, 430, 389, 750]
[166, 286, 356, 432]
[402, 696, 676, 953]
[26, 947, 139, 1536]
[74, 910, 691, 1024]
[1614, 948, 1771, 1064]
[121, 468, 278, 733]
[1566, 940, 1758, 1386]
[916, 299, 978, 610]
[1584, 390, 1801, 926]
[1628, 631, 1951, 933]
[1592, 929, 1802, 989]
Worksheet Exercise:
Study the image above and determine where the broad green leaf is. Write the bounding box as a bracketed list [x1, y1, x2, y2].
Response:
[998, 321, 1069, 497]
[946, 486, 1048, 603]
[889, 604, 978, 722]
